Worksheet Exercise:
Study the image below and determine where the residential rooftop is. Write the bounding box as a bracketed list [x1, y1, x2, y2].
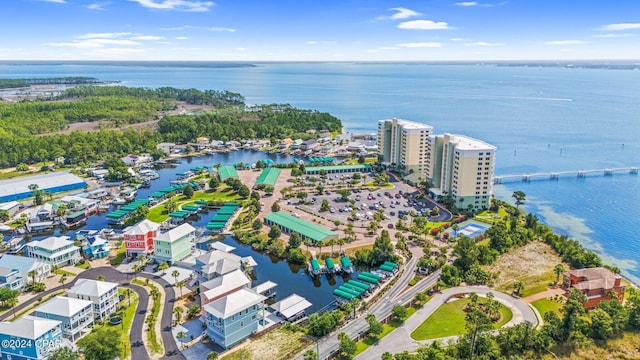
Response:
[35, 296, 93, 317]
[68, 279, 119, 298]
[0, 315, 60, 340]
[204, 288, 266, 319]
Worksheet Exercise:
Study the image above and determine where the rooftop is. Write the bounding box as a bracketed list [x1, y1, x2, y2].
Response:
[264, 212, 337, 242]
[380, 118, 433, 131]
[204, 288, 266, 319]
[156, 223, 196, 244]
[209, 242, 236, 253]
[0, 172, 85, 199]
[269, 293, 312, 319]
[254, 168, 281, 187]
[566, 267, 622, 291]
[68, 279, 119, 298]
[217, 166, 239, 180]
[0, 315, 60, 340]
[445, 133, 496, 152]
[0, 254, 47, 274]
[123, 219, 161, 236]
[35, 296, 93, 317]
[202, 269, 251, 300]
[28, 236, 75, 251]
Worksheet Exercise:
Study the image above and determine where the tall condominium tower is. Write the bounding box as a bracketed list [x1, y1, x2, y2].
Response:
[426, 134, 496, 210]
[377, 118, 433, 175]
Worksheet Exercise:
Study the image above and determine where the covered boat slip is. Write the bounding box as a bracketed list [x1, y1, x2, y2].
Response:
[253, 167, 281, 188]
[205, 202, 240, 232]
[106, 199, 150, 224]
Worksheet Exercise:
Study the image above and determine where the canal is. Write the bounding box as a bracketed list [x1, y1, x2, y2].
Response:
[41, 151, 359, 313]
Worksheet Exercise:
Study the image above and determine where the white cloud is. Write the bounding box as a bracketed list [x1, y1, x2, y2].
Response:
[131, 35, 165, 40]
[44, 38, 140, 49]
[464, 41, 503, 46]
[170, 47, 200, 51]
[388, 7, 421, 20]
[209, 27, 235, 32]
[91, 48, 147, 55]
[76, 32, 131, 39]
[450, 38, 470, 41]
[175, 36, 188, 40]
[161, 25, 193, 31]
[306, 41, 318, 45]
[600, 23, 640, 31]
[397, 42, 443, 48]
[455, 2, 477, 6]
[129, 0, 214, 12]
[542, 40, 589, 45]
[378, 46, 399, 50]
[86, 2, 109, 10]
[236, 47, 246, 51]
[398, 20, 451, 30]
[38, 0, 66, 3]
[593, 33, 635, 38]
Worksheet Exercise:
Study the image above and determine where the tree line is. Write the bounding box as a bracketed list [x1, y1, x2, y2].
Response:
[0, 77, 100, 89]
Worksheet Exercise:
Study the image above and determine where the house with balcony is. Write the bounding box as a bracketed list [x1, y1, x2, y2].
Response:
[34, 296, 94, 342]
[25, 236, 81, 267]
[563, 267, 626, 309]
[0, 254, 51, 288]
[0, 315, 68, 360]
[204, 288, 266, 349]
[67, 279, 120, 321]
[201, 269, 251, 306]
[123, 219, 160, 258]
[0, 267, 23, 291]
[82, 234, 111, 259]
[153, 223, 196, 265]
[194, 250, 243, 281]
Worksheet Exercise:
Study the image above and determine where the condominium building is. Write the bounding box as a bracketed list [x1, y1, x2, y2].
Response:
[377, 118, 432, 175]
[426, 134, 496, 210]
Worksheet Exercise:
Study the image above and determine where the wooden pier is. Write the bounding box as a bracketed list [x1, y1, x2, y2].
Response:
[494, 166, 638, 184]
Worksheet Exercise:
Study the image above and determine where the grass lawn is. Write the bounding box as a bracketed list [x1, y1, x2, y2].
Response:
[411, 298, 513, 340]
[110, 243, 126, 266]
[352, 306, 420, 356]
[55, 269, 77, 276]
[147, 188, 242, 222]
[132, 279, 163, 354]
[531, 298, 563, 318]
[75, 261, 90, 269]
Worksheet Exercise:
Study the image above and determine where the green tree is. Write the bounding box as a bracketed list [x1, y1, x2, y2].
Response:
[59, 274, 68, 289]
[187, 304, 200, 318]
[0, 288, 19, 307]
[29, 184, 45, 205]
[303, 349, 317, 360]
[392, 304, 408, 321]
[182, 185, 194, 198]
[338, 332, 357, 358]
[177, 331, 187, 349]
[320, 199, 330, 212]
[554, 263, 565, 285]
[28, 270, 38, 284]
[158, 261, 169, 275]
[208, 175, 220, 191]
[288, 231, 302, 249]
[207, 352, 219, 360]
[96, 275, 105, 281]
[172, 269, 180, 284]
[78, 328, 122, 360]
[238, 185, 250, 198]
[48, 347, 80, 360]
[174, 306, 184, 325]
[271, 202, 280, 212]
[512, 190, 526, 211]
[366, 314, 383, 338]
[268, 225, 282, 241]
[252, 218, 263, 231]
[357, 155, 365, 164]
[589, 308, 614, 340]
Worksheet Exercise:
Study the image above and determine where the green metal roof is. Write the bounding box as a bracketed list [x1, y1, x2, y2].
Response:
[347, 280, 369, 290]
[66, 211, 85, 219]
[340, 256, 353, 268]
[206, 223, 225, 229]
[195, 200, 208, 205]
[218, 166, 239, 180]
[183, 205, 199, 211]
[149, 192, 165, 198]
[264, 212, 337, 242]
[325, 258, 335, 270]
[333, 289, 355, 299]
[304, 164, 372, 174]
[169, 211, 189, 218]
[254, 168, 281, 187]
[380, 264, 395, 272]
[311, 259, 320, 271]
[383, 261, 398, 269]
[106, 211, 128, 218]
[357, 274, 379, 284]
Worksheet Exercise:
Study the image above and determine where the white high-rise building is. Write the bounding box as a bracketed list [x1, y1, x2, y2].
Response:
[426, 134, 496, 210]
[377, 118, 432, 175]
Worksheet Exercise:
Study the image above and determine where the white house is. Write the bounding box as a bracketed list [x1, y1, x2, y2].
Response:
[34, 296, 94, 342]
[25, 236, 81, 267]
[194, 250, 243, 281]
[67, 279, 120, 320]
[0, 201, 21, 218]
[0, 254, 51, 288]
[200, 269, 251, 306]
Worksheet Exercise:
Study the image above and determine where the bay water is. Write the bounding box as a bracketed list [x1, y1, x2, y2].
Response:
[2, 61, 638, 284]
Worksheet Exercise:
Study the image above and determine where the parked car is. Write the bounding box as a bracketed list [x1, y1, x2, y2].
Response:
[387, 223, 394, 229]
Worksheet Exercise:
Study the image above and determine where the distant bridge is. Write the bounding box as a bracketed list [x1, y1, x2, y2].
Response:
[494, 167, 638, 184]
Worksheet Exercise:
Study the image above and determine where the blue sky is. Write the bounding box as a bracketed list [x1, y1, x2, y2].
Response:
[2, 0, 640, 61]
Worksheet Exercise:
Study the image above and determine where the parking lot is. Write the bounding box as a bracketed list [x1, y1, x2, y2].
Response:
[296, 174, 451, 230]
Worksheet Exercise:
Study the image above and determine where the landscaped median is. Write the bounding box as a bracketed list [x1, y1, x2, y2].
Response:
[132, 279, 164, 354]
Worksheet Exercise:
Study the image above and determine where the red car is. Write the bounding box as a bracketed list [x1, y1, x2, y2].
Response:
[387, 223, 394, 229]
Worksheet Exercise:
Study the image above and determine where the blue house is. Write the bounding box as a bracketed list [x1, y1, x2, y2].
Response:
[0, 267, 24, 291]
[0, 315, 67, 360]
[204, 288, 266, 349]
[82, 235, 111, 259]
[0, 255, 51, 290]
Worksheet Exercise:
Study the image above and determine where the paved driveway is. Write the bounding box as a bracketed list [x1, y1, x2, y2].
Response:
[356, 286, 537, 359]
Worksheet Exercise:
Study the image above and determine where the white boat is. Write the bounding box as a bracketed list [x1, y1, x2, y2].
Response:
[112, 197, 126, 205]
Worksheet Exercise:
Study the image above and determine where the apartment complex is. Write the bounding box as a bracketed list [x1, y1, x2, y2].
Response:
[377, 118, 432, 175]
[426, 134, 496, 210]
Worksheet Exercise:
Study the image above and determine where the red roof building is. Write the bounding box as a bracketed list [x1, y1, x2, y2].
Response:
[563, 267, 625, 309]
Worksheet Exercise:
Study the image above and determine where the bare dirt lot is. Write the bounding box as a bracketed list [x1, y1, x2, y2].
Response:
[221, 328, 313, 360]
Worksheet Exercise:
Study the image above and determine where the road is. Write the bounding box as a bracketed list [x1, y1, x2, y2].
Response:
[356, 286, 538, 359]
[295, 255, 441, 360]
[0, 266, 183, 360]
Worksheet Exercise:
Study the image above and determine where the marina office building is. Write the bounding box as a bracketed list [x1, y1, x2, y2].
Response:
[377, 118, 433, 175]
[426, 133, 496, 211]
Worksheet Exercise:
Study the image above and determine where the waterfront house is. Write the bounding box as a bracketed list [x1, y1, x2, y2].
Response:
[28, 204, 54, 223]
[34, 296, 94, 342]
[0, 201, 21, 218]
[156, 142, 176, 155]
[82, 234, 111, 259]
[300, 139, 319, 151]
[123, 219, 160, 258]
[201, 269, 251, 306]
[25, 236, 81, 267]
[153, 223, 196, 265]
[67, 279, 120, 320]
[279, 138, 293, 149]
[204, 288, 266, 349]
[194, 250, 243, 281]
[0, 254, 51, 287]
[0, 315, 67, 360]
[0, 267, 23, 291]
[57, 195, 100, 215]
[269, 293, 312, 322]
[563, 267, 626, 309]
[290, 139, 304, 150]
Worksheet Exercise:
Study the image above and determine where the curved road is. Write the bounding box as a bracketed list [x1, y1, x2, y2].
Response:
[0, 266, 183, 360]
[356, 286, 537, 359]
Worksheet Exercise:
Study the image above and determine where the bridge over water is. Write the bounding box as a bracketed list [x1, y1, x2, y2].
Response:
[494, 167, 638, 184]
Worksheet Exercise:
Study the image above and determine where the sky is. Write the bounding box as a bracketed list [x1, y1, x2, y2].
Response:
[1, 0, 640, 61]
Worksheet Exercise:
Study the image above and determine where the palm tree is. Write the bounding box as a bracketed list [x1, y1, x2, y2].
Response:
[28, 270, 38, 284]
[177, 331, 187, 349]
[133, 264, 144, 280]
[554, 264, 565, 286]
[96, 275, 105, 281]
[59, 274, 67, 290]
[138, 254, 146, 266]
[158, 262, 169, 275]
[176, 280, 186, 298]
[174, 306, 184, 326]
[172, 270, 180, 284]
[7, 296, 18, 319]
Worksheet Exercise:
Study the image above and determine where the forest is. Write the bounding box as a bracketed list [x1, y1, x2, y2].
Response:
[0, 84, 341, 168]
[0, 77, 101, 89]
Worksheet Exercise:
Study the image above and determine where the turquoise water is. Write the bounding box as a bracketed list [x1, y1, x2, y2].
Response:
[2, 61, 638, 282]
